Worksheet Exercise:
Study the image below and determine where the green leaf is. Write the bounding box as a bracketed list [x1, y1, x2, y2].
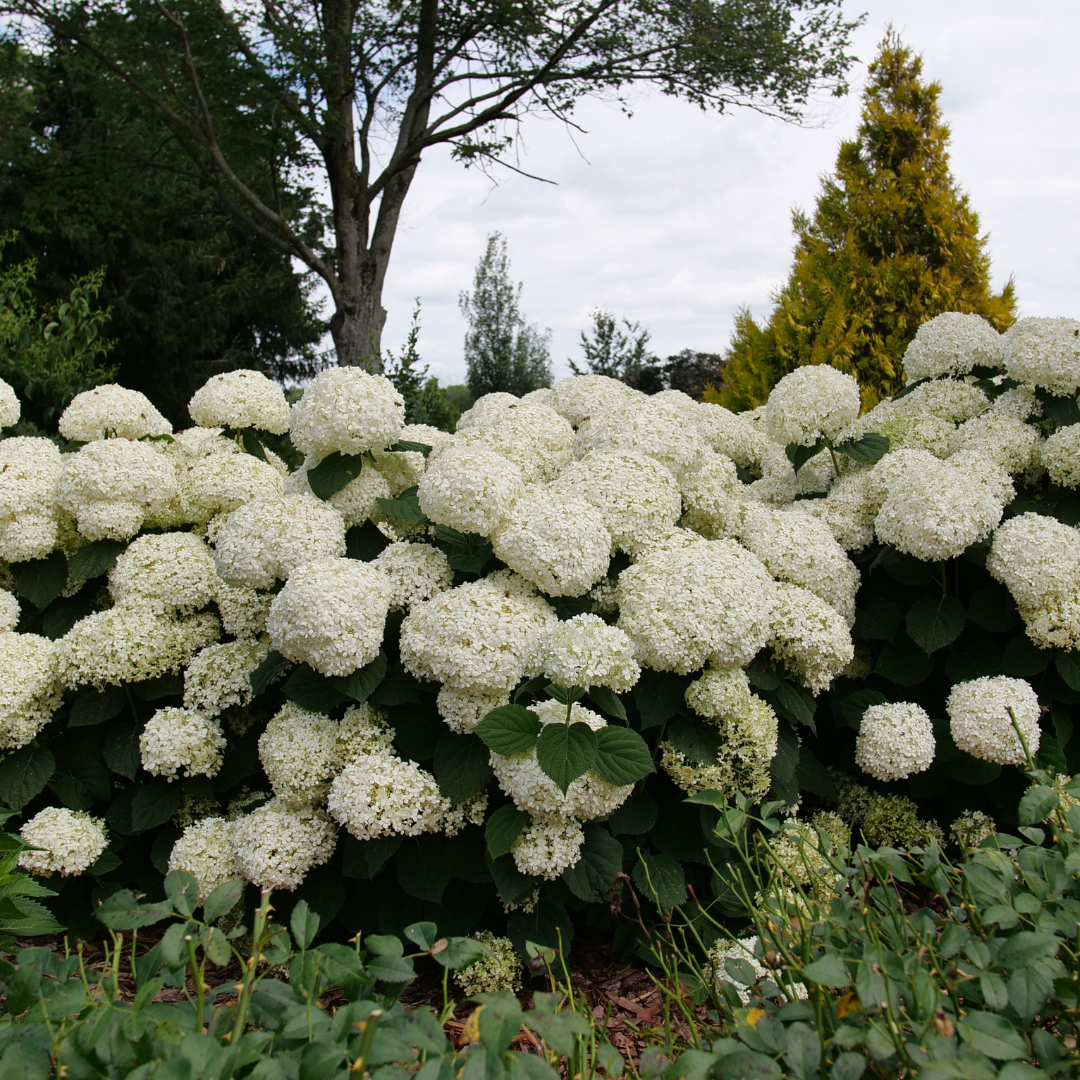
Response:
[607, 791, 657, 836]
[799, 954, 849, 987]
[11, 551, 68, 611]
[561, 824, 623, 902]
[132, 673, 183, 700]
[852, 597, 901, 642]
[1000, 636, 1051, 677]
[830, 1053, 867, 1080]
[796, 746, 836, 800]
[396, 835, 449, 903]
[95, 889, 173, 931]
[474, 705, 543, 756]
[770, 722, 799, 805]
[0, 745, 55, 810]
[770, 680, 816, 732]
[164, 870, 199, 918]
[203, 878, 244, 924]
[290, 899, 319, 950]
[431, 525, 493, 574]
[632, 851, 686, 910]
[345, 520, 391, 561]
[488, 852, 537, 907]
[870, 546, 934, 586]
[404, 921, 439, 951]
[376, 485, 430, 525]
[283, 664, 350, 713]
[433, 731, 494, 804]
[834, 431, 889, 464]
[837, 690, 887, 730]
[41, 592, 94, 639]
[874, 631, 934, 685]
[250, 650, 290, 698]
[102, 722, 140, 779]
[967, 585, 1021, 633]
[130, 778, 182, 833]
[367, 953, 415, 985]
[535, 722, 596, 794]
[68, 539, 126, 581]
[1035, 387, 1080, 427]
[431, 936, 488, 970]
[592, 727, 655, 785]
[666, 718, 722, 765]
[485, 804, 530, 859]
[388, 439, 433, 455]
[906, 595, 966, 654]
[586, 686, 628, 722]
[955, 1011, 1028, 1061]
[1018, 785, 1060, 826]
[785, 438, 825, 474]
[69, 686, 126, 727]
[1056, 650, 1080, 692]
[240, 429, 267, 461]
[88, 850, 121, 875]
[332, 650, 387, 704]
[633, 669, 692, 729]
[710, 1050, 782, 1080]
[307, 451, 366, 499]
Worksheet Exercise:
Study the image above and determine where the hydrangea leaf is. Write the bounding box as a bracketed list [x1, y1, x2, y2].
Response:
[42, 592, 95, 640]
[769, 722, 799, 806]
[345, 520, 391, 561]
[587, 686, 628, 722]
[560, 824, 623, 903]
[69, 686, 126, 728]
[388, 439, 433, 456]
[785, 438, 825, 474]
[130, 778, 182, 833]
[250, 650, 291, 698]
[633, 669, 693, 730]
[967, 585, 1021, 633]
[906, 595, 966, 654]
[836, 689, 887, 730]
[485, 804, 530, 859]
[852, 597, 902, 642]
[874, 632, 934, 686]
[396, 835, 449, 904]
[375, 485, 430, 526]
[0, 745, 55, 811]
[433, 731, 493, 805]
[308, 450, 366, 499]
[592, 727, 654, 785]
[431, 525, 493, 574]
[332, 650, 387, 705]
[833, 432, 890, 464]
[283, 664, 350, 713]
[1000, 636, 1051, 678]
[632, 851, 686, 910]
[535, 722, 596, 794]
[607, 791, 658, 836]
[68, 539, 126, 581]
[11, 551, 68, 611]
[474, 705, 542, 756]
[1034, 387, 1080, 427]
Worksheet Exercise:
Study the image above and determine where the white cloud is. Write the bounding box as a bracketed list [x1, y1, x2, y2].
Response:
[338, 1, 1080, 386]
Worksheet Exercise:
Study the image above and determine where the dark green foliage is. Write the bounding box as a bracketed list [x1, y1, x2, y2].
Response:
[570, 307, 656, 383]
[716, 33, 1017, 411]
[383, 301, 461, 432]
[461, 233, 553, 398]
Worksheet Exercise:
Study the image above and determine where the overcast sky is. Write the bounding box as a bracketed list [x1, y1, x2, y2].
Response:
[367, 1, 1080, 387]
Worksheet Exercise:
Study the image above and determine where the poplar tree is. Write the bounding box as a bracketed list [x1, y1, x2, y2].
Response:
[716, 32, 1017, 412]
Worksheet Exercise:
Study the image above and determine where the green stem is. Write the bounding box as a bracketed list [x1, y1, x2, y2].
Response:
[827, 444, 842, 477]
[940, 561, 948, 597]
[1006, 706, 1037, 773]
[123, 684, 140, 725]
[565, 693, 573, 727]
[231, 890, 272, 1043]
[185, 935, 204, 1032]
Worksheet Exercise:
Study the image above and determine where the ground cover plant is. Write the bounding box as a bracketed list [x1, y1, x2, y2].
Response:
[0, 312, 1078, 961]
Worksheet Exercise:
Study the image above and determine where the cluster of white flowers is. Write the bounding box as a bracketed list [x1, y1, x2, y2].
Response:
[901, 312, 1002, 382]
[289, 368, 404, 459]
[0, 437, 63, 562]
[230, 799, 337, 892]
[765, 365, 861, 446]
[1002, 317, 1080, 396]
[19, 807, 108, 877]
[1042, 424, 1080, 487]
[258, 703, 342, 806]
[510, 818, 585, 878]
[0, 631, 62, 748]
[183, 639, 268, 716]
[946, 676, 1041, 765]
[188, 370, 290, 434]
[59, 385, 172, 442]
[0, 377, 19, 428]
[854, 702, 935, 781]
[139, 707, 226, 780]
[455, 932, 523, 996]
[108, 532, 218, 611]
[286, 457, 390, 528]
[768, 583, 854, 694]
[168, 817, 240, 903]
[526, 614, 640, 691]
[371, 541, 453, 610]
[418, 443, 524, 536]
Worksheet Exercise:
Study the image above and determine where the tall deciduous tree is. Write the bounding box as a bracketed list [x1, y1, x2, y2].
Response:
[571, 308, 656, 384]
[715, 32, 1017, 412]
[461, 232, 551, 399]
[5, 0, 862, 367]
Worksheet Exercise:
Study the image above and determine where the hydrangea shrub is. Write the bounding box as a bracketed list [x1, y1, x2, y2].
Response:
[1, 320, 1078, 947]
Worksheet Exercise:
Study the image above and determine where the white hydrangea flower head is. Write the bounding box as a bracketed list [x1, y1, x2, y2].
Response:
[738, 506, 860, 625]
[697, 404, 773, 469]
[214, 581, 272, 638]
[511, 818, 585, 879]
[768, 583, 854, 694]
[400, 570, 556, 694]
[108, 532, 218, 613]
[58, 384, 172, 442]
[188, 369, 290, 433]
[617, 540, 776, 672]
[572, 394, 704, 475]
[549, 375, 640, 427]
[949, 412, 1041, 474]
[180, 449, 285, 524]
[489, 699, 632, 823]
[285, 456, 390, 528]
[521, 387, 556, 410]
[440, 790, 489, 837]
[371, 541, 453, 611]
[455, 400, 574, 483]
[765, 366, 861, 447]
[684, 665, 753, 719]
[854, 702, 935, 782]
[527, 614, 640, 692]
[417, 442, 524, 537]
[328, 747, 451, 840]
[491, 487, 612, 597]
[259, 704, 341, 806]
[1041, 424, 1080, 487]
[678, 451, 742, 539]
[455, 932, 523, 996]
[552, 450, 681, 556]
[0, 377, 19, 427]
[950, 810, 996, 850]
[58, 602, 220, 689]
[436, 686, 510, 734]
[0, 631, 62, 748]
[184, 639, 268, 717]
[19, 807, 107, 877]
[947, 676, 1041, 765]
[58, 439, 177, 541]
[746, 444, 800, 506]
[1003, 316, 1080, 396]
[140, 707, 226, 780]
[992, 386, 1041, 421]
[850, 400, 953, 459]
[987, 513, 1080, 611]
[372, 423, 453, 494]
[0, 590, 18, 632]
[213, 495, 346, 589]
[629, 526, 709, 561]
[168, 817, 240, 903]
[455, 392, 522, 431]
[335, 703, 396, 760]
[0, 437, 63, 562]
[894, 379, 990, 424]
[901, 313, 1003, 382]
[230, 799, 337, 891]
[267, 557, 391, 676]
[797, 468, 879, 552]
[873, 448, 1012, 562]
[290, 368, 404, 459]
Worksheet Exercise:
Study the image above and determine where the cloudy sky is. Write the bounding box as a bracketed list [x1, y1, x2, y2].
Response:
[369, 0, 1080, 387]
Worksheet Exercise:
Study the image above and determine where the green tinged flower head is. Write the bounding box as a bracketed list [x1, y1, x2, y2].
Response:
[455, 932, 523, 997]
